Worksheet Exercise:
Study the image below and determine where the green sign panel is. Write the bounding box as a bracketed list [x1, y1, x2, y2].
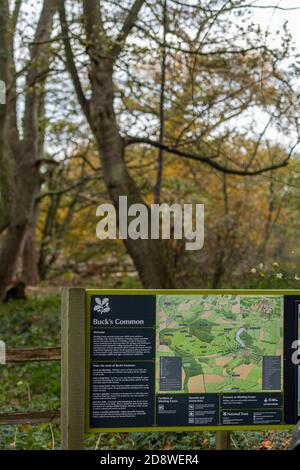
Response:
[85, 290, 300, 432]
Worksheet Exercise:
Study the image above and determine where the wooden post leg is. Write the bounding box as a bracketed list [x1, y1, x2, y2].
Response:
[216, 431, 231, 450]
[61, 287, 86, 450]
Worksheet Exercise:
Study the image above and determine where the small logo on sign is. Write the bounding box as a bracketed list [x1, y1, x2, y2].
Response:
[93, 297, 110, 314]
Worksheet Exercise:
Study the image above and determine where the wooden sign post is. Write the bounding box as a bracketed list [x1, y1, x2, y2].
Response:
[61, 288, 85, 450]
[216, 431, 231, 450]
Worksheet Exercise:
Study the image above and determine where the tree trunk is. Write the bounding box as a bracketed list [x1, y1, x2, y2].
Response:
[89, 59, 176, 288]
[60, 0, 176, 288]
[0, 158, 40, 299]
[22, 205, 40, 285]
[0, 0, 57, 300]
[0, 1, 14, 234]
[38, 192, 61, 280]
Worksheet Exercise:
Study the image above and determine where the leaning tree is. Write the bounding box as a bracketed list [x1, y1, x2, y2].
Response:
[0, 0, 57, 299]
[58, 0, 299, 288]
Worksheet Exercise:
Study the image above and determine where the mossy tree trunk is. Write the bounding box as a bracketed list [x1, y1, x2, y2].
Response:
[0, 0, 57, 300]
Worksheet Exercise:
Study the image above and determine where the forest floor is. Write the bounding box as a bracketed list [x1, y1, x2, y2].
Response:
[0, 286, 294, 450]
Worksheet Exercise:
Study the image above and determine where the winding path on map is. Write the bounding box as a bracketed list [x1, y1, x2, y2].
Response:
[235, 327, 246, 349]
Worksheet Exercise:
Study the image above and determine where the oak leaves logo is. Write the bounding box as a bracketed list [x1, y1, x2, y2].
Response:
[93, 297, 111, 315]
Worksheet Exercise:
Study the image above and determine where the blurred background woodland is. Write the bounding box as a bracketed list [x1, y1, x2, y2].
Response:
[0, 0, 300, 450]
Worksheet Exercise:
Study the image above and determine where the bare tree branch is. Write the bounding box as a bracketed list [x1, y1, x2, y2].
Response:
[35, 173, 102, 202]
[124, 137, 291, 176]
[83, 0, 104, 43]
[170, 0, 300, 12]
[154, 0, 167, 204]
[112, 0, 145, 58]
[23, 0, 58, 147]
[0, 0, 13, 233]
[59, 0, 91, 121]
[10, 0, 22, 34]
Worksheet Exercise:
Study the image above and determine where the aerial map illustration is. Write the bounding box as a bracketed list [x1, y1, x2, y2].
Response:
[156, 295, 283, 394]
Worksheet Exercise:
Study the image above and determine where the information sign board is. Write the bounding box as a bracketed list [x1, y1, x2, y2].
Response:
[84, 290, 300, 432]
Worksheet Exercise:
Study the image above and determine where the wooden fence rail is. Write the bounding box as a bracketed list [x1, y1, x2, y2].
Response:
[0, 410, 61, 425]
[1, 347, 61, 426]
[6, 347, 61, 363]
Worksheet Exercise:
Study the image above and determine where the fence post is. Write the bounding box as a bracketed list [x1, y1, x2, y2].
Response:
[216, 431, 231, 450]
[61, 287, 86, 450]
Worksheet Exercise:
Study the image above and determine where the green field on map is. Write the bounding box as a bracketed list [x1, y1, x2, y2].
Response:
[156, 295, 283, 394]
